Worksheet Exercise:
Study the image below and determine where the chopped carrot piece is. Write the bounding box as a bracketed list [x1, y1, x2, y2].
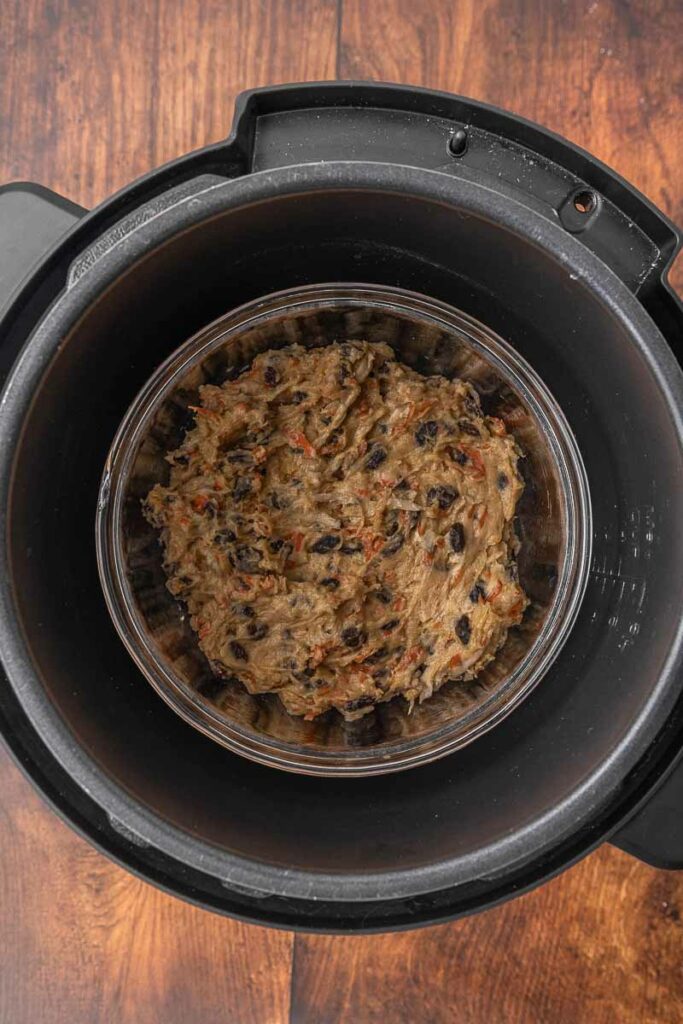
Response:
[286, 431, 316, 458]
[399, 645, 422, 669]
[461, 447, 486, 478]
[188, 405, 221, 421]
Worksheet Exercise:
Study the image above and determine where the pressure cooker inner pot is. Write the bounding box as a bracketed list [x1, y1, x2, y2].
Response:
[7, 185, 683, 878]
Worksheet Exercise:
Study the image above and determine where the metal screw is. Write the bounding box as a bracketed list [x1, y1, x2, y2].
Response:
[573, 189, 597, 214]
[448, 129, 468, 157]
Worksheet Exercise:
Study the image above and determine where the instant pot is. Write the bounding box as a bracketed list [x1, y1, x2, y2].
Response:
[1, 82, 682, 932]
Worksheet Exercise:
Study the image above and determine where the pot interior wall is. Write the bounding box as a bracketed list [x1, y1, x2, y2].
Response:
[7, 189, 683, 876]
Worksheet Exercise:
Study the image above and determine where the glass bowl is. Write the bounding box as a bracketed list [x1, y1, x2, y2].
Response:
[96, 284, 591, 776]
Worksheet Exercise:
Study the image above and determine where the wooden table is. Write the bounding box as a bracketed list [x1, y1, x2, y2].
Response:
[1, 2, 682, 1021]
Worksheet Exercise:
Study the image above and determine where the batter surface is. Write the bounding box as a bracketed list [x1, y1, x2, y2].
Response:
[145, 341, 528, 720]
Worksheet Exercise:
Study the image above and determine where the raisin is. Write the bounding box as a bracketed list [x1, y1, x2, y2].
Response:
[455, 615, 471, 645]
[426, 484, 458, 511]
[394, 478, 410, 492]
[304, 678, 326, 690]
[310, 534, 341, 554]
[470, 581, 486, 603]
[232, 477, 252, 502]
[326, 429, 343, 449]
[263, 365, 279, 386]
[464, 390, 481, 416]
[374, 586, 393, 604]
[214, 530, 237, 546]
[415, 420, 438, 446]
[269, 491, 287, 510]
[232, 602, 255, 618]
[320, 577, 340, 589]
[344, 695, 375, 712]
[449, 447, 468, 466]
[449, 523, 465, 553]
[341, 626, 367, 649]
[174, 453, 189, 466]
[290, 390, 308, 404]
[226, 451, 253, 464]
[229, 640, 249, 661]
[365, 444, 388, 470]
[458, 419, 480, 437]
[381, 619, 400, 632]
[230, 544, 262, 573]
[247, 622, 269, 640]
[497, 472, 509, 490]
[363, 646, 388, 665]
[340, 539, 363, 555]
[268, 537, 285, 553]
[381, 532, 405, 557]
[293, 668, 316, 684]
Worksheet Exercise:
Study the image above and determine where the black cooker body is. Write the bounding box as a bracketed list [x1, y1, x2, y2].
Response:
[1, 83, 682, 932]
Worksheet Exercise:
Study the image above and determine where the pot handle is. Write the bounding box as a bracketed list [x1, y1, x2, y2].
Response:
[0, 182, 84, 307]
[611, 751, 683, 869]
[0, 182, 84, 382]
[230, 83, 682, 301]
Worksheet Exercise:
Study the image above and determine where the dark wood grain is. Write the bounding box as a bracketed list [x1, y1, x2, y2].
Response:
[0, 1, 682, 1021]
[291, 847, 683, 1024]
[0, 746, 294, 1024]
[0, 0, 337, 206]
[340, 0, 683, 293]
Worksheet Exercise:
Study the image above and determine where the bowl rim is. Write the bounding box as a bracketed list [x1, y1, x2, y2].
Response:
[96, 282, 592, 776]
